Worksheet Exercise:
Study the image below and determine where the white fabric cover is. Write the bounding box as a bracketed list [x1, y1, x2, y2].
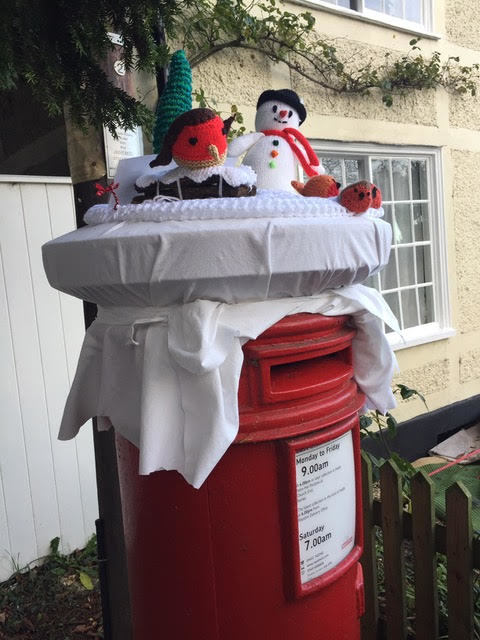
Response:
[59, 285, 399, 488]
[42, 216, 392, 307]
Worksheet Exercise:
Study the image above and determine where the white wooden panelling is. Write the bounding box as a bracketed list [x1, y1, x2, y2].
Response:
[46, 184, 98, 536]
[0, 178, 97, 581]
[0, 237, 37, 577]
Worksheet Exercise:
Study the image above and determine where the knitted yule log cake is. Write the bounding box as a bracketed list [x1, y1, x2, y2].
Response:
[134, 108, 257, 202]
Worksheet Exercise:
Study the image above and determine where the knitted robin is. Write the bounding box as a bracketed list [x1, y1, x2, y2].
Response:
[137, 108, 255, 201]
[340, 181, 382, 214]
[150, 108, 235, 169]
[291, 175, 341, 198]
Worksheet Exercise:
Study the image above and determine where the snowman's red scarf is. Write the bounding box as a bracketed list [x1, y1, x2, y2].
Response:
[261, 128, 320, 177]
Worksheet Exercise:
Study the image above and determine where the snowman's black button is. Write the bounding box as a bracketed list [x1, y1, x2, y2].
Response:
[189, 137, 198, 145]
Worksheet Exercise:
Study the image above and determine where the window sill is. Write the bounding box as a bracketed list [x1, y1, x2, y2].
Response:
[387, 325, 456, 351]
[289, 0, 441, 40]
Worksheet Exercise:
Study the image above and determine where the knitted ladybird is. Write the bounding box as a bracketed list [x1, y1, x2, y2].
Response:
[340, 181, 381, 214]
[291, 174, 340, 198]
[150, 108, 235, 169]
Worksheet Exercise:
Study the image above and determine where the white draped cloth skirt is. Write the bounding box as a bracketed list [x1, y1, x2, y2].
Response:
[59, 285, 399, 488]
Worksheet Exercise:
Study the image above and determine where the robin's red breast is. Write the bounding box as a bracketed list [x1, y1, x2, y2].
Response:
[172, 117, 228, 168]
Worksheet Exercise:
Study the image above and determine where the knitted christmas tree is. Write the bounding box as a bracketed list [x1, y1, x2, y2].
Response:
[152, 50, 192, 154]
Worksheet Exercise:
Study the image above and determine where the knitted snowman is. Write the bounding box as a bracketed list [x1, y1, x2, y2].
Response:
[228, 89, 324, 192]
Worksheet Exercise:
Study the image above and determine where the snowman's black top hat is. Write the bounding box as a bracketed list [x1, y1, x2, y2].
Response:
[256, 89, 307, 124]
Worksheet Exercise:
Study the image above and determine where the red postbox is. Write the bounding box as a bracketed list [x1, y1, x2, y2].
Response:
[116, 313, 365, 640]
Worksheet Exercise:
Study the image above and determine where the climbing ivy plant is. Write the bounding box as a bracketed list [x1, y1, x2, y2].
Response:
[1, 0, 478, 133]
[183, 3, 478, 108]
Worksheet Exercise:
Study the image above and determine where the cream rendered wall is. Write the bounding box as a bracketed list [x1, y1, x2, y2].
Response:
[191, 0, 480, 423]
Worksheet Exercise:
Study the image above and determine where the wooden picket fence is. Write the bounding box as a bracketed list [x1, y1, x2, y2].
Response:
[360, 452, 479, 640]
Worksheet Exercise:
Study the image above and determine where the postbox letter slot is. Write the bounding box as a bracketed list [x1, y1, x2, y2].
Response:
[268, 351, 353, 401]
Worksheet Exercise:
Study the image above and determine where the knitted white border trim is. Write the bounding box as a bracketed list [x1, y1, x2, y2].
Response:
[84, 190, 384, 226]
[136, 163, 257, 189]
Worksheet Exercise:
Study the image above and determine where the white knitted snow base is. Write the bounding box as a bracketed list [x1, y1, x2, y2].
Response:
[84, 190, 384, 226]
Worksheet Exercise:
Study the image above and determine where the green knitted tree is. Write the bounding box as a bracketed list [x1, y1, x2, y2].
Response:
[152, 50, 192, 154]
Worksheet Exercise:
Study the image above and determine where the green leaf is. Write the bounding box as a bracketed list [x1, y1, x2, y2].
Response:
[79, 571, 94, 590]
[386, 413, 397, 436]
[49, 537, 60, 555]
[395, 383, 428, 408]
[390, 452, 416, 478]
[359, 414, 373, 429]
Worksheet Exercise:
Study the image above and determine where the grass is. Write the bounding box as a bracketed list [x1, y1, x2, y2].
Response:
[0, 536, 102, 639]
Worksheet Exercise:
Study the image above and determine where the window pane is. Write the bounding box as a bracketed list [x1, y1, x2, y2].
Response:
[392, 159, 410, 200]
[322, 157, 343, 184]
[418, 286, 434, 324]
[337, 0, 351, 6]
[411, 160, 428, 199]
[416, 245, 432, 283]
[365, 0, 425, 26]
[394, 203, 413, 244]
[405, 0, 422, 23]
[380, 249, 398, 289]
[402, 289, 419, 328]
[397, 246, 415, 286]
[365, 0, 383, 10]
[345, 159, 361, 184]
[365, 274, 380, 290]
[385, 0, 402, 18]
[372, 159, 392, 201]
[383, 202, 393, 228]
[313, 146, 439, 335]
[321, 157, 361, 190]
[384, 292, 400, 333]
[413, 203, 430, 241]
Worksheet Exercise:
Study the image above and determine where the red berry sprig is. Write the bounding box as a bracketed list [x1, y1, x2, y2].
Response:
[95, 181, 120, 210]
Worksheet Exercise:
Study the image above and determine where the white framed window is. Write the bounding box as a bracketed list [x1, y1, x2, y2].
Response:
[312, 141, 454, 350]
[307, 0, 434, 36]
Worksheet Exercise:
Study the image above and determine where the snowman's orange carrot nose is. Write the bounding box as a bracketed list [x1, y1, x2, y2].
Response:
[208, 144, 220, 162]
[271, 150, 279, 158]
